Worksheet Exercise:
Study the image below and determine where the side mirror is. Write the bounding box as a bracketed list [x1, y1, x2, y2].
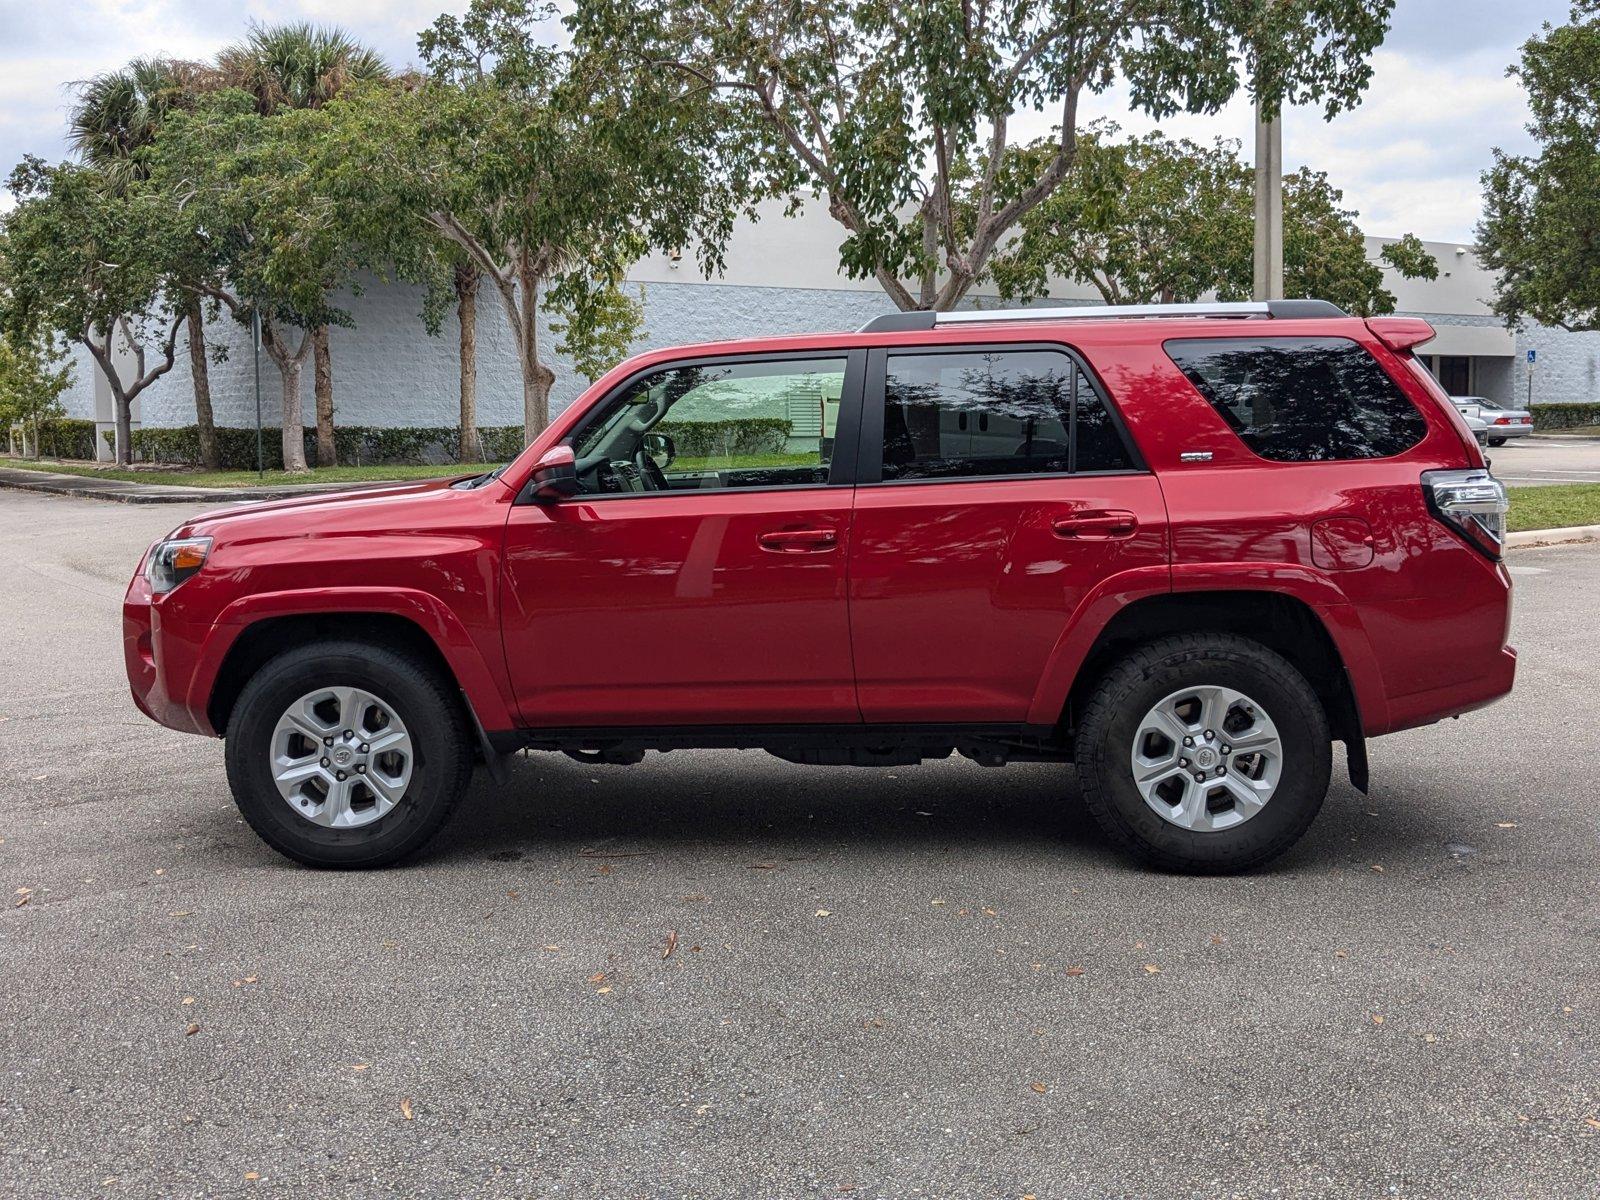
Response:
[641, 431, 675, 470]
[527, 444, 579, 502]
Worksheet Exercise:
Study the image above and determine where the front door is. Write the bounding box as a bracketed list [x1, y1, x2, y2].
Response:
[501, 351, 865, 727]
[847, 344, 1169, 723]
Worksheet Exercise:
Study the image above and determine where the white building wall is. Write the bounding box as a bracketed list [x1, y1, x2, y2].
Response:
[56, 212, 1600, 436]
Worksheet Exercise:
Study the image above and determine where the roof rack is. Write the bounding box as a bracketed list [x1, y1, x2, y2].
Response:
[855, 299, 1348, 334]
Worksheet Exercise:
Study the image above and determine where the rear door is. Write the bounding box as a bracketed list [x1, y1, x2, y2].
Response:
[846, 343, 1169, 724]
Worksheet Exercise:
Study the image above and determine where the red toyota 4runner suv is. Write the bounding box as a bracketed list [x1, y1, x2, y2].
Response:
[124, 300, 1515, 872]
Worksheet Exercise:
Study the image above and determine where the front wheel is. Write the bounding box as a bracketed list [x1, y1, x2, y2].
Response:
[1074, 633, 1331, 873]
[224, 640, 474, 868]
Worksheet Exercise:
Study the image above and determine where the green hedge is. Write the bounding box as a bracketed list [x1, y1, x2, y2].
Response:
[1532, 402, 1600, 431]
[657, 417, 792, 457]
[97, 417, 796, 469]
[34, 418, 98, 460]
[107, 424, 530, 470]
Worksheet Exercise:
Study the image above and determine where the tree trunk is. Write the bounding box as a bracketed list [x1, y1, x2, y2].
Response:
[261, 320, 310, 474]
[312, 325, 336, 468]
[280, 360, 308, 473]
[113, 389, 132, 466]
[517, 256, 553, 446]
[455, 263, 484, 463]
[186, 303, 220, 471]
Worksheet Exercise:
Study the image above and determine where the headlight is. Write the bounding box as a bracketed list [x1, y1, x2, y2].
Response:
[146, 537, 212, 593]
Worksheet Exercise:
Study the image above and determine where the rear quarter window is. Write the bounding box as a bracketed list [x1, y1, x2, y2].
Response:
[1164, 336, 1427, 462]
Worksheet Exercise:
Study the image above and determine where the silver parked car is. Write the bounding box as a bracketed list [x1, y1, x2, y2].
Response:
[1450, 400, 1492, 448]
[1453, 396, 1534, 446]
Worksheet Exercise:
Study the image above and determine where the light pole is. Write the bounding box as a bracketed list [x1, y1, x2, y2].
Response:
[252, 309, 264, 480]
[1253, 98, 1284, 301]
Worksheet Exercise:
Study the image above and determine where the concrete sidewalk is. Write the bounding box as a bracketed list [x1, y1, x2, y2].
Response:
[0, 464, 413, 504]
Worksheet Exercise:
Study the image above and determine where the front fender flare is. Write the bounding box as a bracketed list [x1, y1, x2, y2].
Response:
[192, 586, 517, 734]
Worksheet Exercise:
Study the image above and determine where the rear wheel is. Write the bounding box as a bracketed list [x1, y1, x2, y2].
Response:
[224, 640, 473, 868]
[1074, 633, 1331, 873]
[1488, 437, 1507, 447]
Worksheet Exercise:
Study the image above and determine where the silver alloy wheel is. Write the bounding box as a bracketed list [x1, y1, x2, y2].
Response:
[270, 687, 414, 829]
[1129, 684, 1283, 832]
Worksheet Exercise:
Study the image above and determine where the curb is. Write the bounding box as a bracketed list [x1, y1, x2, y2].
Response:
[1505, 524, 1600, 550]
[0, 466, 417, 505]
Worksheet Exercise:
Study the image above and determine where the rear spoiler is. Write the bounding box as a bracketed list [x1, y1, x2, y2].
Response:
[1365, 317, 1436, 352]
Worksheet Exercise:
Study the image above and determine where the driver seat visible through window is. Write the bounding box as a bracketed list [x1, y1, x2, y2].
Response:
[570, 358, 849, 495]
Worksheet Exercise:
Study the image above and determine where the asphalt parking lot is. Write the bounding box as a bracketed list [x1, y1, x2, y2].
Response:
[1488, 433, 1600, 487]
[1, 489, 1597, 1199]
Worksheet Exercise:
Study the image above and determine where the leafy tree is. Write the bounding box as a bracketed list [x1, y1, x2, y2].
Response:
[987, 126, 1250, 306]
[324, 0, 765, 445]
[988, 126, 1436, 315]
[215, 23, 390, 466]
[1479, 3, 1600, 332]
[575, 0, 1397, 312]
[1, 158, 184, 464]
[1376, 232, 1438, 281]
[148, 93, 369, 474]
[68, 56, 226, 469]
[0, 328, 74, 457]
[1282, 174, 1437, 314]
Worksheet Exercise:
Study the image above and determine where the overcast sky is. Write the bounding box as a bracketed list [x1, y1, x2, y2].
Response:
[0, 0, 1571, 242]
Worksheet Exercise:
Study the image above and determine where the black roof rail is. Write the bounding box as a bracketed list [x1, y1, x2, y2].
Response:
[855, 311, 938, 333]
[1265, 300, 1349, 319]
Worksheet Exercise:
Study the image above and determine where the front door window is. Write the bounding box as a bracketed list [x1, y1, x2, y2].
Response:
[570, 358, 849, 495]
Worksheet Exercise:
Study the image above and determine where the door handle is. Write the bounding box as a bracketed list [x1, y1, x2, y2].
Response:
[1051, 510, 1138, 540]
[758, 527, 838, 553]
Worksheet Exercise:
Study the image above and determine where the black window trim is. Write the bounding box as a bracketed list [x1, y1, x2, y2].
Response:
[526, 347, 870, 503]
[855, 340, 1148, 487]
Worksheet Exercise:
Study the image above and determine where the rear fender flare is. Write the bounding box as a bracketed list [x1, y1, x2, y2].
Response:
[1025, 562, 1390, 735]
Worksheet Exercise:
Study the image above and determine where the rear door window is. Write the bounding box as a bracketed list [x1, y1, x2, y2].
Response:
[878, 348, 1137, 480]
[1165, 336, 1427, 462]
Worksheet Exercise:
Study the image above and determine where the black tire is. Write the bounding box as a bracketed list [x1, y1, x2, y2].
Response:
[224, 639, 474, 868]
[1074, 633, 1331, 873]
[1488, 438, 1507, 447]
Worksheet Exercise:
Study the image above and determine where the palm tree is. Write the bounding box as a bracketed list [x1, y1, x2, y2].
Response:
[218, 24, 389, 470]
[218, 23, 389, 113]
[69, 58, 224, 470]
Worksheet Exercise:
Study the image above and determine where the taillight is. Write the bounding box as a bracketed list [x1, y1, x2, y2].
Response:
[1422, 469, 1508, 560]
[1493, 417, 1510, 425]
